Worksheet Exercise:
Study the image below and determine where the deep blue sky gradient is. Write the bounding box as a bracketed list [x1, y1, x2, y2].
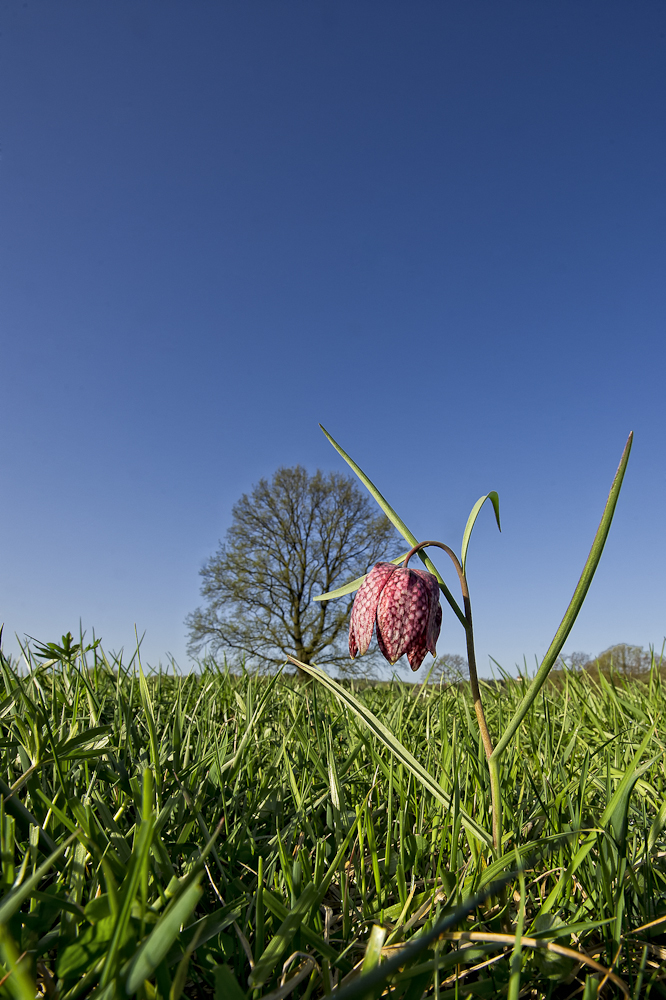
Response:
[1, 2, 665, 673]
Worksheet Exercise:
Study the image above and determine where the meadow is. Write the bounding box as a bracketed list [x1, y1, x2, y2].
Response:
[0, 636, 664, 1000]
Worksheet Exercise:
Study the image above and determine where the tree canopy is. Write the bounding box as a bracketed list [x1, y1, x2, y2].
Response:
[186, 465, 401, 670]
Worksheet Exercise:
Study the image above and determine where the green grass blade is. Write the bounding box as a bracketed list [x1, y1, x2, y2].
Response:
[55, 726, 113, 755]
[322, 870, 516, 1000]
[213, 965, 246, 1000]
[0, 923, 36, 1000]
[362, 922, 387, 972]
[220, 664, 284, 777]
[600, 733, 656, 851]
[461, 492, 501, 577]
[287, 656, 492, 846]
[536, 728, 653, 918]
[99, 816, 154, 987]
[137, 658, 162, 799]
[249, 881, 319, 987]
[492, 432, 633, 760]
[262, 891, 352, 970]
[0, 778, 59, 859]
[165, 902, 244, 966]
[124, 879, 203, 993]
[250, 802, 365, 987]
[0, 829, 79, 925]
[648, 798, 666, 852]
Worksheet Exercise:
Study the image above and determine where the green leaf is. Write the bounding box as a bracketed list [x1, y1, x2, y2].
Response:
[219, 663, 284, 778]
[317, 870, 516, 1000]
[250, 804, 363, 987]
[213, 964, 246, 1000]
[362, 923, 387, 973]
[460, 492, 501, 577]
[137, 659, 161, 794]
[249, 881, 319, 988]
[287, 656, 492, 847]
[55, 725, 113, 756]
[99, 816, 154, 987]
[602, 743, 657, 854]
[0, 923, 36, 1000]
[57, 915, 116, 979]
[491, 432, 633, 760]
[314, 552, 411, 602]
[320, 424, 466, 626]
[262, 890, 352, 969]
[536, 727, 654, 917]
[0, 829, 79, 926]
[165, 901, 244, 966]
[0, 776, 60, 860]
[648, 797, 666, 852]
[124, 879, 203, 993]
[531, 916, 615, 940]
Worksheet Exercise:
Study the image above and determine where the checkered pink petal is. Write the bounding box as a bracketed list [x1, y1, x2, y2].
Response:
[411, 569, 442, 655]
[349, 562, 397, 659]
[405, 630, 429, 671]
[432, 603, 443, 651]
[376, 568, 432, 665]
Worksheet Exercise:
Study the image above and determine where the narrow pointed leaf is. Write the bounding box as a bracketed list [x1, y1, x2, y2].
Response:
[99, 817, 154, 987]
[461, 492, 501, 577]
[248, 881, 319, 988]
[0, 923, 36, 1000]
[601, 735, 657, 852]
[287, 656, 492, 846]
[362, 923, 387, 973]
[220, 664, 284, 776]
[648, 798, 666, 852]
[262, 891, 352, 969]
[250, 800, 367, 987]
[166, 902, 244, 966]
[314, 552, 410, 602]
[537, 727, 653, 917]
[124, 879, 203, 993]
[137, 660, 161, 792]
[318, 870, 517, 1000]
[213, 965, 246, 1000]
[0, 774, 63, 860]
[0, 830, 79, 925]
[55, 726, 113, 755]
[492, 432, 633, 759]
[320, 424, 466, 625]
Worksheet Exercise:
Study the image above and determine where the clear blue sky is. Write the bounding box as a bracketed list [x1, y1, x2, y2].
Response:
[1, 2, 664, 675]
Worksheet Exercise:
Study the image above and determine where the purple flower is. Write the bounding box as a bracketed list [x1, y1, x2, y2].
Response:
[349, 562, 442, 671]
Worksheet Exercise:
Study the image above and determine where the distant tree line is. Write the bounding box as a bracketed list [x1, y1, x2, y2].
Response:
[558, 643, 659, 677]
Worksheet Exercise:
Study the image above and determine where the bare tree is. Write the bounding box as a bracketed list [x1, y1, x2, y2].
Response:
[557, 651, 591, 670]
[429, 653, 469, 685]
[186, 466, 401, 671]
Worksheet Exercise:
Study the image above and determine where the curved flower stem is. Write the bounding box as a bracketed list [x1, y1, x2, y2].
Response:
[404, 541, 502, 850]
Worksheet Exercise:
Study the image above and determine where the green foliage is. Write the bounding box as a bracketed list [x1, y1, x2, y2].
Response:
[0, 638, 664, 998]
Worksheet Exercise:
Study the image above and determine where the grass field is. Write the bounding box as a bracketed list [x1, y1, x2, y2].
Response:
[0, 637, 664, 999]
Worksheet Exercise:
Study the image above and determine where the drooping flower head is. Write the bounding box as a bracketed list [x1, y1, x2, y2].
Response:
[349, 561, 442, 671]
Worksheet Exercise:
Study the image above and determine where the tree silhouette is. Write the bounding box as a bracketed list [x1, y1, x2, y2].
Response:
[186, 466, 401, 671]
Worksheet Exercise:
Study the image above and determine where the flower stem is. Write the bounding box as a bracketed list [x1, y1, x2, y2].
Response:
[404, 540, 502, 850]
[462, 588, 502, 852]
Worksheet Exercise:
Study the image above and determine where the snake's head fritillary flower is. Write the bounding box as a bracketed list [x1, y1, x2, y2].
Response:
[349, 562, 442, 671]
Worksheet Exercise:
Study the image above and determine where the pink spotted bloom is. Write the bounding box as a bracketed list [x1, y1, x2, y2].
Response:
[349, 562, 442, 671]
